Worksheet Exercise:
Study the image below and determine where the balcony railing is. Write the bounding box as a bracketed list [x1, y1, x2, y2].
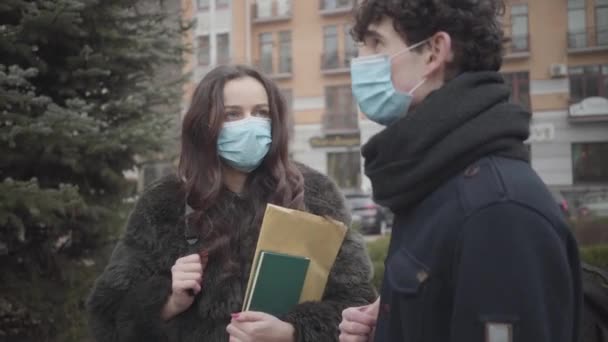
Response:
[252, 0, 292, 23]
[321, 50, 358, 74]
[322, 112, 359, 133]
[568, 26, 608, 52]
[319, 0, 354, 15]
[504, 34, 530, 56]
[254, 58, 292, 79]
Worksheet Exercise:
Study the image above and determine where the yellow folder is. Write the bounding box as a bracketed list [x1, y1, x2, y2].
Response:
[243, 204, 348, 309]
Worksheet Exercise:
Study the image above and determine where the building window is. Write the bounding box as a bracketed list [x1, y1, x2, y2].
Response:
[321, 0, 352, 10]
[569, 65, 608, 103]
[503, 72, 531, 110]
[597, 0, 608, 46]
[217, 33, 230, 65]
[568, 0, 587, 48]
[327, 152, 362, 190]
[572, 142, 608, 184]
[256, 0, 291, 18]
[279, 31, 292, 74]
[344, 25, 358, 66]
[326, 86, 357, 115]
[256, 0, 272, 17]
[259, 32, 274, 74]
[276, 0, 291, 16]
[322, 25, 339, 69]
[197, 0, 210, 11]
[197, 35, 210, 66]
[324, 85, 358, 132]
[509, 4, 529, 52]
[216, 0, 230, 9]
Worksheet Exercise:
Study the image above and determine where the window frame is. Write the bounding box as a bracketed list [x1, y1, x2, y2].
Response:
[323, 25, 339, 69]
[278, 30, 292, 74]
[259, 32, 274, 74]
[197, 35, 211, 66]
[569, 64, 608, 102]
[216, 33, 230, 65]
[503, 72, 531, 110]
[510, 4, 529, 52]
[572, 142, 608, 184]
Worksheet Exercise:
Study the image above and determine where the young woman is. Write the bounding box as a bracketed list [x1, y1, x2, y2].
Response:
[87, 65, 376, 342]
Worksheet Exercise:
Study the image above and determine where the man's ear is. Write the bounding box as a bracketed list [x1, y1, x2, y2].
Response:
[423, 32, 453, 78]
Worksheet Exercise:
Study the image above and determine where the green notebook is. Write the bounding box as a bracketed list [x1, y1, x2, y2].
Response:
[243, 251, 310, 317]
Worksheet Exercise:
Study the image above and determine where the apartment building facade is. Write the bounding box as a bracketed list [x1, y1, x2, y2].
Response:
[180, 0, 608, 203]
[499, 0, 608, 203]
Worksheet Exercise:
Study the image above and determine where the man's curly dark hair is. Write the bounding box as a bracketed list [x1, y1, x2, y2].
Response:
[352, 0, 506, 78]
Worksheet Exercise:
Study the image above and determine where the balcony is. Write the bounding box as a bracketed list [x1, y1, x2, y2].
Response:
[254, 58, 292, 79]
[322, 112, 359, 134]
[319, 0, 354, 16]
[252, 0, 292, 24]
[321, 50, 358, 75]
[504, 34, 530, 59]
[568, 26, 608, 53]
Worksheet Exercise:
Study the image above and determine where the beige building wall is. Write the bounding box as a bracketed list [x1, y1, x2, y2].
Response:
[182, 0, 608, 195]
[243, 1, 354, 125]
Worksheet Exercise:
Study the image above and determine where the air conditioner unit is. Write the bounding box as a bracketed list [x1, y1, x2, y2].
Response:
[549, 63, 568, 78]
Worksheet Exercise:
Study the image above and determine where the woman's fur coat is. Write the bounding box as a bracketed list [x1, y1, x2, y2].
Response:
[87, 164, 376, 341]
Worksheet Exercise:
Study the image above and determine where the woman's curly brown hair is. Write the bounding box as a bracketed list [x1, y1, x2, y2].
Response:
[352, 0, 506, 78]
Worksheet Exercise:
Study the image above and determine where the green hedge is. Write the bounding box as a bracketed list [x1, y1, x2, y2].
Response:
[366, 238, 608, 290]
[580, 244, 608, 268]
[366, 236, 391, 290]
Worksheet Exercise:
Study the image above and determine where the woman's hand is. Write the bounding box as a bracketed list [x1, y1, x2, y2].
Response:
[226, 311, 295, 342]
[161, 252, 208, 321]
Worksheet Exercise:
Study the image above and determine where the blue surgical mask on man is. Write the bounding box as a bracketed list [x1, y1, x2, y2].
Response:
[350, 39, 429, 126]
[217, 116, 272, 173]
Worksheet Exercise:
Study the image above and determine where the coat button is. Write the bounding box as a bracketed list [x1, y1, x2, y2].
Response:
[464, 165, 480, 178]
[416, 270, 429, 283]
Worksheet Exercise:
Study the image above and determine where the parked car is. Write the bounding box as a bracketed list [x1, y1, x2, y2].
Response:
[344, 193, 393, 235]
[549, 188, 571, 218]
[578, 192, 608, 218]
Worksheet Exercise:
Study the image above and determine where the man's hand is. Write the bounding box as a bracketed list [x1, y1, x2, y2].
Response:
[339, 298, 380, 342]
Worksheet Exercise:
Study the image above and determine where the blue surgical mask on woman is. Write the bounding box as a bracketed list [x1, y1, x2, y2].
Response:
[350, 39, 429, 126]
[217, 116, 272, 173]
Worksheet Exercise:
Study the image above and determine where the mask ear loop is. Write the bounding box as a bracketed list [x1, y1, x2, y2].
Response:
[408, 79, 426, 95]
[389, 38, 432, 60]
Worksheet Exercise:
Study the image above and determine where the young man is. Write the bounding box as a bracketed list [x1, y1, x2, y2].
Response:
[338, 1, 582, 342]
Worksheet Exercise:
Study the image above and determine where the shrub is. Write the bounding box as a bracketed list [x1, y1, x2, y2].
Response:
[366, 236, 390, 290]
[580, 244, 608, 269]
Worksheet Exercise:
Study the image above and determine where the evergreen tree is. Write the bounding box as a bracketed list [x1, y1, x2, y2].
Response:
[0, 0, 186, 339]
